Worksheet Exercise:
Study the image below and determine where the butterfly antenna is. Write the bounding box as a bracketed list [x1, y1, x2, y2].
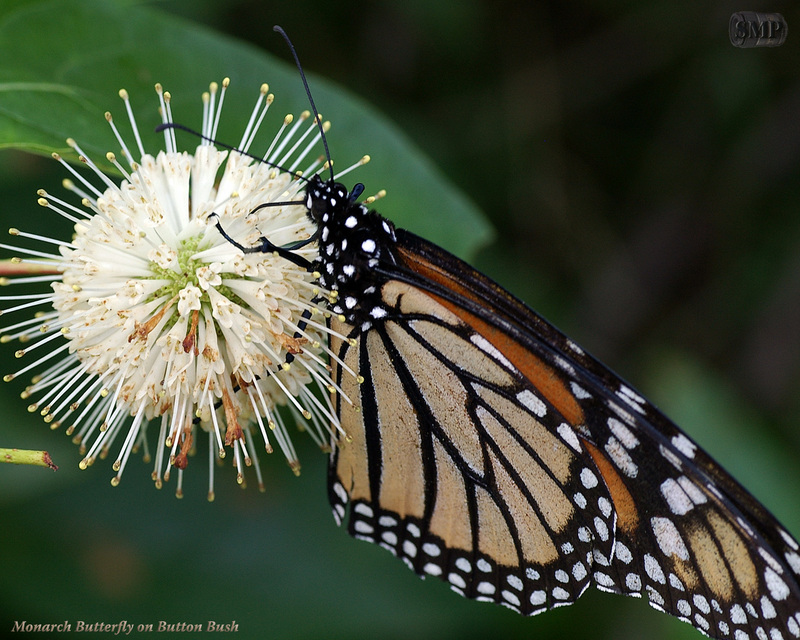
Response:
[273, 25, 335, 182]
[156, 122, 308, 185]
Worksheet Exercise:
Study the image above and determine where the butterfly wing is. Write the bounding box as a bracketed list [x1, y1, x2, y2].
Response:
[327, 229, 800, 637]
[328, 278, 616, 613]
[564, 349, 800, 638]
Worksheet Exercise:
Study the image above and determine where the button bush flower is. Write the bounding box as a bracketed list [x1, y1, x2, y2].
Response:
[1, 79, 347, 499]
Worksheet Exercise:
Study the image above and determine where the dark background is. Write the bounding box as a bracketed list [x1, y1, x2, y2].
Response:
[1, 1, 799, 639]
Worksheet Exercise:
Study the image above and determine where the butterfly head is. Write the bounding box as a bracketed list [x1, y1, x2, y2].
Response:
[304, 175, 397, 327]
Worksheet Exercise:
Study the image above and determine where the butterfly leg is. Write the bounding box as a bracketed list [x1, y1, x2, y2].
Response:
[209, 212, 313, 269]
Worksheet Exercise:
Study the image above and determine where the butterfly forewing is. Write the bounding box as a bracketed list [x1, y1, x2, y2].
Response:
[391, 231, 800, 637]
[328, 278, 617, 614]
[563, 351, 800, 638]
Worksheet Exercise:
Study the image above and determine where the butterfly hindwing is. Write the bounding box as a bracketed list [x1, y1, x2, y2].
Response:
[328, 276, 617, 614]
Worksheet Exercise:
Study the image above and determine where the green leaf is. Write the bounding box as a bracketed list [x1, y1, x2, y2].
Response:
[0, 0, 493, 257]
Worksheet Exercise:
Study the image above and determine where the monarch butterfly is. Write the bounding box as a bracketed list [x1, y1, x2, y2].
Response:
[218, 27, 800, 640]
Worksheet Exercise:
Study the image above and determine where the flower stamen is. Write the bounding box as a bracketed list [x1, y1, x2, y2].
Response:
[1, 79, 367, 495]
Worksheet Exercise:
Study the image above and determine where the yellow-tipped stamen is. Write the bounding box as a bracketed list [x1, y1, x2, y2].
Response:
[0, 78, 370, 498]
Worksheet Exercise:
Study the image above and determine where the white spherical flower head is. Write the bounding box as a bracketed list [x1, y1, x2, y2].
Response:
[1, 79, 352, 500]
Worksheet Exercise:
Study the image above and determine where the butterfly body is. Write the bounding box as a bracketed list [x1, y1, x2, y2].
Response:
[299, 175, 800, 639]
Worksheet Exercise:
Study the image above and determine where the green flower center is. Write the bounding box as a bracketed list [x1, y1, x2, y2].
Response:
[146, 236, 247, 326]
[148, 236, 204, 298]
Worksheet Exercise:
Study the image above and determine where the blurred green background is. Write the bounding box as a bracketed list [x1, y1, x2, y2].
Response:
[1, 1, 799, 639]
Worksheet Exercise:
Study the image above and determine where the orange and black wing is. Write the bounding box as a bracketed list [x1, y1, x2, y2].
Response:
[327, 229, 800, 638]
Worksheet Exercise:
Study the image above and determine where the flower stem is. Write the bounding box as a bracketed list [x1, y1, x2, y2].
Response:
[0, 259, 61, 277]
[0, 448, 58, 471]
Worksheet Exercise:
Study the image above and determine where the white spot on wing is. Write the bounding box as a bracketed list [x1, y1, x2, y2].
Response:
[382, 531, 398, 546]
[455, 557, 471, 573]
[507, 575, 523, 590]
[594, 516, 610, 542]
[608, 400, 636, 427]
[677, 476, 707, 505]
[594, 572, 615, 588]
[693, 613, 709, 631]
[761, 595, 777, 619]
[570, 381, 591, 399]
[669, 573, 685, 591]
[758, 547, 785, 574]
[730, 604, 747, 624]
[618, 384, 646, 412]
[693, 594, 711, 614]
[477, 582, 495, 595]
[765, 566, 790, 601]
[354, 503, 374, 517]
[379, 515, 397, 527]
[659, 445, 683, 470]
[470, 334, 515, 371]
[660, 478, 693, 515]
[646, 585, 665, 607]
[671, 433, 697, 459]
[448, 573, 467, 589]
[608, 417, 639, 448]
[567, 340, 584, 355]
[580, 468, 598, 489]
[552, 587, 570, 600]
[516, 389, 547, 417]
[615, 542, 633, 564]
[605, 436, 638, 477]
[557, 423, 582, 452]
[779, 528, 800, 551]
[644, 554, 666, 584]
[354, 520, 374, 534]
[785, 551, 800, 574]
[333, 482, 348, 504]
[553, 355, 575, 376]
[626, 573, 642, 592]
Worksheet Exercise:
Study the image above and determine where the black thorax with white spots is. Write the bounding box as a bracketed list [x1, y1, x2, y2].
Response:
[304, 175, 398, 329]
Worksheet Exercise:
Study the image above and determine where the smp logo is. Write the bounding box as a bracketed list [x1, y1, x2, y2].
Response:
[730, 11, 787, 48]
